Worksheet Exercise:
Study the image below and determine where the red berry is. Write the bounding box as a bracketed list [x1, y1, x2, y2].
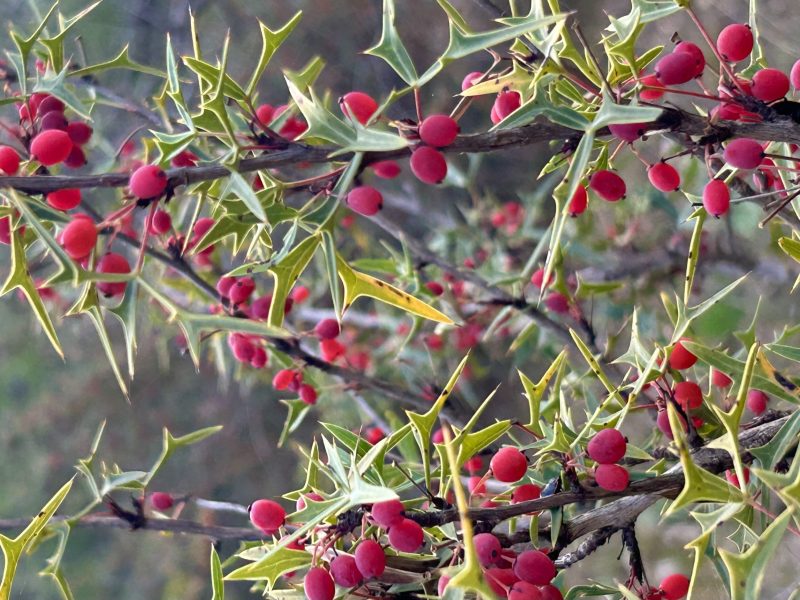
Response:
[474, 533, 502, 567]
[39, 111, 68, 131]
[464, 455, 483, 474]
[388, 518, 424, 552]
[792, 60, 800, 90]
[509, 581, 543, 600]
[425, 281, 444, 296]
[61, 216, 97, 259]
[544, 292, 569, 314]
[589, 170, 626, 201]
[354, 539, 386, 579]
[657, 409, 687, 439]
[723, 138, 763, 169]
[329, 554, 362, 587]
[419, 114, 459, 147]
[0, 216, 14, 245]
[468, 475, 487, 495]
[490, 447, 528, 483]
[150, 209, 172, 234]
[568, 185, 588, 216]
[249, 499, 285, 534]
[530, 268, 553, 289]
[654, 52, 697, 85]
[216, 276, 236, 298]
[129, 164, 168, 199]
[341, 91, 378, 125]
[639, 73, 664, 101]
[410, 146, 447, 184]
[512, 483, 542, 504]
[170, 150, 198, 168]
[149, 492, 174, 510]
[586, 429, 627, 464]
[347, 185, 383, 216]
[462, 71, 483, 91]
[366, 426, 385, 445]
[320, 338, 345, 362]
[702, 179, 730, 217]
[669, 338, 698, 370]
[314, 318, 340, 340]
[371, 159, 401, 179]
[717, 24, 753, 62]
[751, 68, 790, 103]
[273, 369, 297, 391]
[38, 95, 65, 115]
[299, 383, 318, 405]
[725, 467, 750, 489]
[250, 347, 268, 369]
[608, 122, 647, 143]
[538, 585, 564, 600]
[493, 90, 521, 122]
[674, 381, 703, 410]
[304, 567, 335, 600]
[660, 574, 690, 600]
[96, 252, 131, 297]
[486, 567, 520, 597]
[747, 389, 769, 415]
[711, 369, 732, 388]
[648, 162, 680, 192]
[371, 499, 405, 528]
[513, 550, 556, 585]
[228, 277, 255, 304]
[674, 41, 705, 77]
[595, 464, 630, 492]
[255, 103, 274, 124]
[0, 146, 20, 175]
[66, 122, 93, 145]
[64, 145, 86, 169]
[46, 188, 81, 211]
[231, 336, 255, 363]
[291, 285, 309, 304]
[30, 129, 73, 166]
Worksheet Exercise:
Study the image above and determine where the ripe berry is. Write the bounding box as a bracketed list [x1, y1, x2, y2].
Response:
[657, 409, 687, 439]
[329, 554, 362, 587]
[250, 347, 268, 369]
[96, 253, 131, 297]
[216, 276, 236, 298]
[46, 188, 81, 211]
[747, 389, 769, 415]
[474, 533, 502, 567]
[530, 268, 553, 289]
[490, 447, 528, 482]
[299, 383, 318, 405]
[410, 146, 447, 184]
[717, 24, 753, 62]
[589, 170, 626, 201]
[659, 574, 690, 600]
[702, 179, 730, 217]
[654, 52, 697, 85]
[64, 145, 86, 169]
[608, 122, 648, 143]
[512, 483, 541, 504]
[723, 138, 763, 169]
[341, 91, 378, 125]
[669, 338, 697, 370]
[468, 475, 487, 495]
[150, 209, 172, 234]
[509, 581, 543, 600]
[66, 122, 93, 146]
[273, 369, 298, 391]
[595, 463, 629, 491]
[149, 492, 174, 510]
[346, 185, 383, 216]
[0, 146, 21, 175]
[248, 498, 285, 534]
[371, 159, 401, 179]
[61, 216, 97, 259]
[544, 292, 569, 314]
[462, 71, 483, 90]
[354, 539, 386, 579]
[39, 111, 68, 131]
[538, 585, 563, 600]
[751, 68, 790, 103]
[314, 318, 340, 340]
[320, 338, 345, 362]
[228, 277, 255, 304]
[711, 369, 732, 388]
[30, 129, 73, 166]
[792, 60, 800, 90]
[674, 381, 703, 410]
[493, 90, 521, 122]
[726, 467, 750, 489]
[513, 550, 556, 585]
[129, 164, 168, 199]
[568, 185, 588, 216]
[587, 428, 626, 464]
[388, 518, 424, 552]
[38, 95, 65, 115]
[231, 336, 255, 363]
[674, 41, 705, 77]
[419, 114, 459, 147]
[464, 455, 483, 473]
[639, 73, 664, 101]
[304, 567, 335, 600]
[255, 103, 274, 124]
[648, 162, 680, 192]
[171, 150, 198, 168]
[371, 499, 405, 528]
[0, 216, 14, 245]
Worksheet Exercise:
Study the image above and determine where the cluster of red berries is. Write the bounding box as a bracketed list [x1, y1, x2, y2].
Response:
[587, 428, 629, 491]
[254, 102, 308, 140]
[18, 93, 93, 169]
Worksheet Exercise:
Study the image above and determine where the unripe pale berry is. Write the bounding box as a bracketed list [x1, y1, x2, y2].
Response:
[314, 318, 340, 340]
[660, 574, 690, 600]
[30, 129, 73, 166]
[346, 186, 383, 216]
[419, 114, 459, 147]
[410, 146, 447, 184]
[341, 91, 378, 125]
[512, 483, 541, 504]
[228, 276, 255, 304]
[595, 463, 629, 491]
[329, 554, 362, 587]
[509, 581, 543, 600]
[513, 550, 556, 585]
[589, 170, 626, 201]
[792, 60, 800, 90]
[654, 52, 697, 85]
[568, 185, 588, 216]
[304, 567, 335, 600]
[711, 369, 732, 388]
[751, 68, 790, 103]
[354, 539, 386, 579]
[490, 446, 528, 482]
[150, 209, 172, 234]
[669, 338, 697, 370]
[674, 41, 705, 77]
[149, 492, 174, 510]
[747, 389, 768, 414]
[608, 122, 648, 143]
[717, 24, 753, 62]
[299, 383, 318, 405]
[474, 532, 502, 567]
[371, 499, 404, 528]
[248, 499, 285, 534]
[46, 188, 81, 211]
[61, 216, 97, 259]
[648, 162, 680, 192]
[388, 517, 424, 552]
[587, 428, 626, 464]
[66, 122, 93, 146]
[96, 252, 131, 297]
[702, 179, 730, 217]
[129, 164, 168, 199]
[371, 159, 401, 179]
[0, 146, 21, 175]
[723, 138, 763, 169]
[674, 381, 703, 410]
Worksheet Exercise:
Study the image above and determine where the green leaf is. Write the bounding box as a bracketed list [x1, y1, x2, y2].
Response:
[224, 546, 311, 585]
[183, 57, 246, 101]
[684, 209, 706, 304]
[749, 411, 800, 470]
[224, 171, 266, 222]
[210, 546, 224, 600]
[268, 236, 320, 328]
[9, 1, 59, 95]
[365, 0, 418, 85]
[278, 400, 312, 448]
[246, 12, 302, 96]
[68, 45, 166, 80]
[145, 426, 223, 485]
[519, 350, 567, 435]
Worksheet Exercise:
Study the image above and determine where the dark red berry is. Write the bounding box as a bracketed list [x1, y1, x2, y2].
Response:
[654, 52, 697, 85]
[726, 467, 750, 489]
[63, 145, 86, 169]
[595, 463, 629, 491]
[648, 162, 680, 192]
[589, 170, 626, 201]
[669, 338, 697, 370]
[250, 347, 268, 369]
[544, 292, 570, 314]
[149, 492, 174, 510]
[538, 585, 564, 600]
[608, 122, 648, 143]
[425, 281, 444, 296]
[717, 24, 754, 62]
[329, 554, 362, 587]
[30, 129, 73, 166]
[66, 122, 93, 145]
[38, 95, 65, 115]
[388, 518, 424, 552]
[346, 186, 383, 216]
[371, 499, 404, 528]
[639, 73, 664, 100]
[96, 253, 131, 297]
[248, 498, 285, 534]
[61, 216, 97, 259]
[747, 389, 768, 415]
[530, 268, 553, 289]
[371, 159, 401, 179]
[490, 447, 528, 483]
[129, 164, 168, 199]
[46, 188, 81, 211]
[0, 146, 20, 175]
[659, 574, 690, 600]
[354, 539, 386, 579]
[273, 369, 298, 391]
[314, 318, 340, 340]
[587, 429, 626, 464]
[674, 41, 705, 77]
[702, 179, 730, 217]
[341, 91, 378, 125]
[674, 381, 703, 410]
[751, 68, 790, 102]
[228, 277, 255, 304]
[231, 336, 255, 363]
[410, 146, 447, 184]
[304, 567, 335, 600]
[568, 185, 588, 216]
[723, 138, 763, 169]
[513, 550, 556, 585]
[419, 114, 459, 147]
[474, 533, 502, 567]
[509, 581, 543, 600]
[39, 111, 68, 131]
[299, 383, 318, 405]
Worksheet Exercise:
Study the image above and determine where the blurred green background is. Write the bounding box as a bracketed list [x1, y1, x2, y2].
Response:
[0, 0, 799, 598]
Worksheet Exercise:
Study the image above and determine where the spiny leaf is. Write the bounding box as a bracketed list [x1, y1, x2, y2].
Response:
[246, 12, 302, 96]
[267, 235, 320, 328]
[366, 0, 418, 85]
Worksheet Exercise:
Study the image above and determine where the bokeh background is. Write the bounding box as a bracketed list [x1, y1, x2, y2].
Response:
[0, 0, 798, 598]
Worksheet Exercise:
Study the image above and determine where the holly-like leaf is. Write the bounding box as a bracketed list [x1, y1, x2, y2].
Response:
[278, 400, 312, 448]
[144, 426, 223, 485]
[246, 12, 302, 96]
[267, 235, 320, 328]
[224, 546, 311, 585]
[366, 0, 418, 85]
[519, 350, 567, 435]
[210, 545, 224, 600]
